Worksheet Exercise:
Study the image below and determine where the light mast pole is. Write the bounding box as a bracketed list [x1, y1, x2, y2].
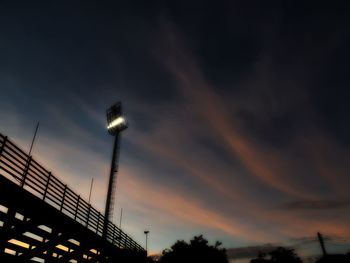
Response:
[103, 102, 128, 238]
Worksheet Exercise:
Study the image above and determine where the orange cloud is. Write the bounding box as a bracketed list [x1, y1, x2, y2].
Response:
[297, 132, 350, 197]
[159, 32, 316, 199]
[119, 169, 271, 243]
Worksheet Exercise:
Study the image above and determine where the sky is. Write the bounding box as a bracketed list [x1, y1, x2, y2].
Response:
[0, 1, 350, 262]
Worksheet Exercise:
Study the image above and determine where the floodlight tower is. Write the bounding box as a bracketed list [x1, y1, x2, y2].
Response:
[103, 102, 128, 238]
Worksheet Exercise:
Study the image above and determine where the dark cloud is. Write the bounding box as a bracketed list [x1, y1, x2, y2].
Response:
[289, 236, 318, 247]
[283, 200, 350, 210]
[226, 244, 280, 260]
[290, 235, 350, 249]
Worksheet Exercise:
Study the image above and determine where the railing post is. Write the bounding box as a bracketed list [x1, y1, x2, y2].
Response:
[124, 235, 127, 249]
[119, 231, 123, 248]
[112, 224, 116, 244]
[116, 227, 120, 246]
[0, 136, 7, 175]
[42, 172, 51, 201]
[21, 156, 32, 187]
[106, 222, 110, 241]
[74, 195, 80, 220]
[60, 185, 67, 211]
[86, 204, 91, 227]
[96, 212, 101, 234]
[0, 136, 8, 157]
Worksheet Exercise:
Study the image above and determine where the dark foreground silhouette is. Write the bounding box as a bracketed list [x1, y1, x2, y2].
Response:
[250, 247, 350, 263]
[159, 235, 228, 263]
[250, 247, 302, 263]
[153, 234, 349, 263]
[316, 253, 350, 263]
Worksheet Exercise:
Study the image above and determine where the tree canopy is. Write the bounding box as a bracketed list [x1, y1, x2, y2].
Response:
[159, 235, 228, 263]
[251, 247, 302, 263]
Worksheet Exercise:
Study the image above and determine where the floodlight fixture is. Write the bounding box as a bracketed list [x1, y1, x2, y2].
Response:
[106, 102, 128, 136]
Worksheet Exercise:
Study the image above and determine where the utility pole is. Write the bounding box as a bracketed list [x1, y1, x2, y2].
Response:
[317, 232, 327, 256]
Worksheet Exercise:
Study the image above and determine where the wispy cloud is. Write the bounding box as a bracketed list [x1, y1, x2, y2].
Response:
[120, 169, 271, 243]
[157, 27, 319, 199]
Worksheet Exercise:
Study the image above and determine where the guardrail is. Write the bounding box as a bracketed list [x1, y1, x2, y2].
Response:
[0, 133, 144, 253]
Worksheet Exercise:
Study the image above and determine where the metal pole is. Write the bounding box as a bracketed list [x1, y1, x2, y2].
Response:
[144, 230, 149, 255]
[88, 178, 94, 204]
[21, 122, 40, 187]
[29, 122, 39, 156]
[103, 133, 120, 237]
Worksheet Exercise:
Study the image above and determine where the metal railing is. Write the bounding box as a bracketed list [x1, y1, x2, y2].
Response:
[0, 133, 144, 253]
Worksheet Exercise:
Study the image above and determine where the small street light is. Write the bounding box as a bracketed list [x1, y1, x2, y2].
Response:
[144, 230, 149, 255]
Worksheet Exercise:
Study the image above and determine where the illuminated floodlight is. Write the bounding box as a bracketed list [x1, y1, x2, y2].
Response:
[106, 102, 128, 135]
[107, 116, 126, 130]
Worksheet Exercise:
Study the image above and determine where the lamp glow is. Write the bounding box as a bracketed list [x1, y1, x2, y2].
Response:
[107, 116, 126, 130]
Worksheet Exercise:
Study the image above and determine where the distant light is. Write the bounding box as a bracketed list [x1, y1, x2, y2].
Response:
[107, 116, 126, 130]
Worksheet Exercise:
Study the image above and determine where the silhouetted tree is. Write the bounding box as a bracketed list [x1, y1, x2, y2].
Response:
[251, 247, 302, 263]
[250, 251, 270, 263]
[269, 247, 302, 263]
[159, 235, 228, 263]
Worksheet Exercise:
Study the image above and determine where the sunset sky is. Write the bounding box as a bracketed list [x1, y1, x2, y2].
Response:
[0, 2, 349, 262]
